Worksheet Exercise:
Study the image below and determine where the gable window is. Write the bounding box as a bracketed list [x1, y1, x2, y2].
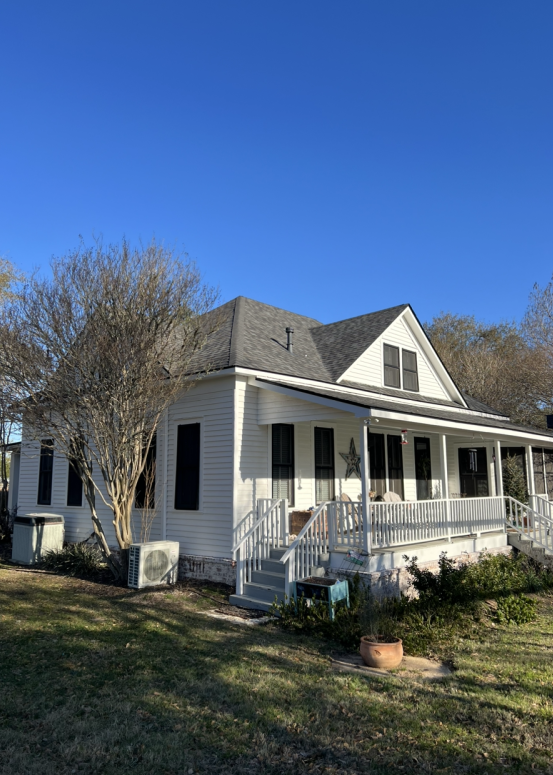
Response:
[272, 424, 294, 506]
[383, 345, 400, 388]
[67, 460, 83, 507]
[402, 350, 419, 392]
[37, 439, 54, 506]
[174, 423, 200, 510]
[315, 427, 335, 503]
[136, 434, 157, 510]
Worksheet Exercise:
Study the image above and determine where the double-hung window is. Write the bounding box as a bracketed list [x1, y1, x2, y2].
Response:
[37, 440, 54, 506]
[383, 345, 401, 388]
[272, 424, 294, 506]
[383, 344, 419, 392]
[402, 350, 419, 391]
[174, 423, 200, 510]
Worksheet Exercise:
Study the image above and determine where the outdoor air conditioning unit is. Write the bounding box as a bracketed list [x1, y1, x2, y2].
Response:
[12, 513, 65, 564]
[128, 540, 180, 589]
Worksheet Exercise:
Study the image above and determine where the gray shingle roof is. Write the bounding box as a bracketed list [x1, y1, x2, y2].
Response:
[187, 296, 510, 423]
[189, 296, 409, 384]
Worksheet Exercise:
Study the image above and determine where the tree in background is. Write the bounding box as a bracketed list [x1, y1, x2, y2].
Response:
[0, 258, 22, 541]
[0, 240, 220, 578]
[502, 454, 528, 504]
[425, 312, 552, 428]
[523, 277, 553, 416]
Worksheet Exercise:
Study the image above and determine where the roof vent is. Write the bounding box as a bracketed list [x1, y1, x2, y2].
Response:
[286, 327, 294, 354]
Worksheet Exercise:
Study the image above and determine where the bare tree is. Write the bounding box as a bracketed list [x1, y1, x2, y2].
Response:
[425, 312, 552, 428]
[523, 278, 553, 414]
[0, 240, 220, 579]
[0, 258, 23, 541]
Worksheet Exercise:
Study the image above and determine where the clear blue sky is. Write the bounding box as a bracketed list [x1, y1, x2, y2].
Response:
[1, 1, 552, 325]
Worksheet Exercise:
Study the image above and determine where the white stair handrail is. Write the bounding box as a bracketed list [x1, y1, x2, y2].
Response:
[233, 498, 288, 596]
[506, 496, 553, 554]
[279, 502, 329, 599]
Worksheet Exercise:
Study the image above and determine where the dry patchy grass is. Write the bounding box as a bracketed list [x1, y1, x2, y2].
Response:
[1, 563, 553, 775]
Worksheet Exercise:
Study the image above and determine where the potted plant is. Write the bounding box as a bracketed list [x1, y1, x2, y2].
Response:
[359, 589, 403, 670]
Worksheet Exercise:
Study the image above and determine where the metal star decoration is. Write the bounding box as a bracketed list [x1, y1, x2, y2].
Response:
[340, 437, 361, 480]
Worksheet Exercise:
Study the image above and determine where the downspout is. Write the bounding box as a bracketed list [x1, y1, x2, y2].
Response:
[162, 409, 168, 540]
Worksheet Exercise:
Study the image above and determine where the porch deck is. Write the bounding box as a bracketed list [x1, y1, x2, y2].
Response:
[231, 494, 513, 610]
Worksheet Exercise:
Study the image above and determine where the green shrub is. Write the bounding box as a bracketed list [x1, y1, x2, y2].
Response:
[496, 594, 537, 625]
[405, 551, 553, 608]
[42, 542, 106, 577]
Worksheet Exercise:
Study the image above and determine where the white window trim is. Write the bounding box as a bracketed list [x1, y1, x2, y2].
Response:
[311, 421, 338, 505]
[382, 342, 420, 394]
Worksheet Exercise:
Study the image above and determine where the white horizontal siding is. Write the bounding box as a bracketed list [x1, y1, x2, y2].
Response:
[233, 379, 270, 534]
[342, 315, 450, 401]
[165, 376, 235, 558]
[258, 389, 350, 424]
[16, 436, 131, 546]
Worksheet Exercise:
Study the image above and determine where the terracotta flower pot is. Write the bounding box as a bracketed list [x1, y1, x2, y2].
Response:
[360, 636, 403, 670]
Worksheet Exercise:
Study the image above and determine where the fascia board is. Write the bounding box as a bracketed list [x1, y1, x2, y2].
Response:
[369, 408, 553, 444]
[400, 307, 467, 406]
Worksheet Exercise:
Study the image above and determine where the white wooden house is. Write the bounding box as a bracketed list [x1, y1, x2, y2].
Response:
[9, 297, 553, 608]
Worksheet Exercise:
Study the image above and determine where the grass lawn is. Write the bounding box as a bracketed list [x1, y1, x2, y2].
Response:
[1, 562, 553, 775]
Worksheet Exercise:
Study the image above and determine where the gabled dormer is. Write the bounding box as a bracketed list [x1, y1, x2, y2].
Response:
[336, 306, 466, 406]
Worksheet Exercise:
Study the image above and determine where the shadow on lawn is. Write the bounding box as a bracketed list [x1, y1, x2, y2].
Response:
[1, 576, 553, 775]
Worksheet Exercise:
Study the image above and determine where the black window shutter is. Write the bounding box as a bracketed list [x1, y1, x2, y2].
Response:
[383, 345, 401, 388]
[37, 439, 54, 506]
[67, 461, 83, 507]
[174, 424, 200, 510]
[272, 424, 294, 506]
[387, 435, 404, 499]
[315, 427, 335, 502]
[402, 350, 419, 392]
[135, 434, 157, 509]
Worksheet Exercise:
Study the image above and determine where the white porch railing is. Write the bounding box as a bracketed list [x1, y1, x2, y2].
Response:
[529, 494, 553, 522]
[279, 502, 330, 598]
[233, 498, 289, 596]
[239, 495, 510, 597]
[328, 500, 363, 547]
[506, 496, 553, 554]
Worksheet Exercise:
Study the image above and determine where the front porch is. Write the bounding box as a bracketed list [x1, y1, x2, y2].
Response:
[230, 494, 512, 610]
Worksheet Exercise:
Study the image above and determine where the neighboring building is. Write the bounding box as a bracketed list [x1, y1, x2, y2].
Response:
[8, 297, 553, 606]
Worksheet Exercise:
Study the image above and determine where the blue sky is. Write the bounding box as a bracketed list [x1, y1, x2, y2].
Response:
[1, 1, 552, 325]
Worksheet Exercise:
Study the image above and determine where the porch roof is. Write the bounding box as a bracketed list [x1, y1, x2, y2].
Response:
[256, 378, 553, 443]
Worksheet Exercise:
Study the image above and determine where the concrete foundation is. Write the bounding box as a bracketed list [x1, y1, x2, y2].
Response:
[328, 532, 512, 598]
[178, 553, 236, 585]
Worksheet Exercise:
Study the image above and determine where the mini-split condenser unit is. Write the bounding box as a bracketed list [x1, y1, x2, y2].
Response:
[128, 540, 179, 589]
[12, 514, 65, 564]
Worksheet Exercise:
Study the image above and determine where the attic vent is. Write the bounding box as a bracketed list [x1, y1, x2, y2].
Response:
[286, 327, 294, 353]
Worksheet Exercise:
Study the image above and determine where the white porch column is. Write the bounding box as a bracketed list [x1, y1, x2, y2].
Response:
[525, 445, 535, 497]
[360, 419, 372, 555]
[439, 434, 449, 500]
[439, 434, 451, 541]
[495, 441, 504, 497]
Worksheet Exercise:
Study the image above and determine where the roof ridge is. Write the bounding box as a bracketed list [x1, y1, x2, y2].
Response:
[312, 303, 409, 331]
[228, 297, 243, 366]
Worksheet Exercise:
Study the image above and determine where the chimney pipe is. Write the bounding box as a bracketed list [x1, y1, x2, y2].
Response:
[286, 327, 294, 354]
